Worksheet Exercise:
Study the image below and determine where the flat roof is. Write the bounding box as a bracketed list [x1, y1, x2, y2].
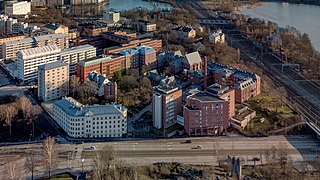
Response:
[190, 91, 224, 102]
[38, 61, 68, 71]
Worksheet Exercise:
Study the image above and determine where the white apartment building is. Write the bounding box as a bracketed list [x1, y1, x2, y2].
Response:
[103, 11, 120, 23]
[3, 33, 68, 61]
[60, 44, 96, 74]
[17, 44, 61, 82]
[5, 1, 31, 16]
[53, 97, 127, 138]
[38, 61, 69, 102]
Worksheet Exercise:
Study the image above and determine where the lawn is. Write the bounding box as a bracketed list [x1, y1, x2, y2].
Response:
[243, 93, 298, 135]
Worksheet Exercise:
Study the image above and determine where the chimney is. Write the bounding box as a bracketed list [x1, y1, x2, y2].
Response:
[204, 56, 208, 90]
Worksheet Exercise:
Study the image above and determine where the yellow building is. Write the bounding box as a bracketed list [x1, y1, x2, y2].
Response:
[43, 23, 69, 34]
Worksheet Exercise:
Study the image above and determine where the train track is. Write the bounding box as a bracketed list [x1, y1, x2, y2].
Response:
[175, 0, 320, 132]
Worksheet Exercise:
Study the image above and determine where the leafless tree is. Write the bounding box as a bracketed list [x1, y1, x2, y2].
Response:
[24, 153, 40, 180]
[16, 97, 32, 121]
[42, 136, 57, 178]
[92, 145, 116, 180]
[6, 161, 21, 180]
[70, 75, 80, 98]
[3, 104, 18, 137]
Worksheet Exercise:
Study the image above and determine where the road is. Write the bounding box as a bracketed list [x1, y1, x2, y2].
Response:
[0, 135, 319, 179]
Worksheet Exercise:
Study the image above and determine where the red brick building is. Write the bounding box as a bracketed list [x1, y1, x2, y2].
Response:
[183, 84, 235, 136]
[77, 23, 108, 36]
[77, 55, 127, 81]
[208, 63, 261, 103]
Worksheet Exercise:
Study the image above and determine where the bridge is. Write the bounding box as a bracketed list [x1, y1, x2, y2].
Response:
[197, 18, 232, 25]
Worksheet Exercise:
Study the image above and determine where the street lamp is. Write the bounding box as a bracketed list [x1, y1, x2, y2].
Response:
[81, 159, 84, 173]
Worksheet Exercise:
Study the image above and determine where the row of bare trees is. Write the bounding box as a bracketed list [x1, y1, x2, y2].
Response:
[0, 97, 41, 138]
[5, 136, 57, 180]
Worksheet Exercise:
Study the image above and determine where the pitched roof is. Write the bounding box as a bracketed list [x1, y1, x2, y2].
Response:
[185, 51, 202, 65]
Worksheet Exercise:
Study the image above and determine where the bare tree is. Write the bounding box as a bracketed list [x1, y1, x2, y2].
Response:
[70, 75, 80, 98]
[25, 153, 40, 180]
[16, 97, 32, 121]
[42, 136, 57, 178]
[92, 145, 116, 180]
[4, 104, 18, 137]
[6, 161, 21, 180]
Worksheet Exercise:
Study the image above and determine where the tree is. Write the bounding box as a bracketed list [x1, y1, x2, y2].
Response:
[4, 104, 18, 137]
[92, 145, 116, 180]
[6, 161, 20, 180]
[42, 136, 57, 178]
[16, 97, 32, 122]
[70, 75, 80, 98]
[25, 153, 40, 180]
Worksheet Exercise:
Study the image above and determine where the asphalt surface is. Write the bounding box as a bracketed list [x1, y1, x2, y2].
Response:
[0, 135, 319, 179]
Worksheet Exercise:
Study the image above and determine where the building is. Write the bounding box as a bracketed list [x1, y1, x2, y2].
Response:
[5, 1, 31, 16]
[209, 63, 261, 103]
[52, 97, 127, 138]
[119, 46, 157, 69]
[103, 11, 120, 23]
[17, 44, 61, 82]
[209, 29, 225, 44]
[0, 34, 26, 59]
[184, 51, 202, 71]
[230, 104, 256, 130]
[60, 44, 96, 74]
[77, 55, 128, 81]
[103, 39, 163, 55]
[42, 23, 69, 35]
[77, 23, 108, 37]
[38, 61, 69, 101]
[153, 77, 182, 129]
[132, 20, 157, 32]
[101, 31, 138, 45]
[0, 15, 28, 35]
[3, 33, 68, 61]
[87, 71, 117, 99]
[183, 84, 235, 136]
[172, 26, 196, 39]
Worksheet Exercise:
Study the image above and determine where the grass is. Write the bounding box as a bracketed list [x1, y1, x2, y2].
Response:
[242, 93, 297, 135]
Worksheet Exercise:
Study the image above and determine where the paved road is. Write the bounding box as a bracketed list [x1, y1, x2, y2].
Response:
[0, 135, 319, 179]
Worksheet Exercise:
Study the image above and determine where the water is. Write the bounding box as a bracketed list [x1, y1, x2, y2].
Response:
[104, 0, 173, 11]
[242, 2, 320, 52]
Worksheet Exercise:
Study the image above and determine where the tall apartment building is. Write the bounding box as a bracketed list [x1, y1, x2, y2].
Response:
[53, 97, 127, 138]
[17, 45, 61, 82]
[38, 61, 69, 101]
[183, 84, 235, 136]
[60, 44, 96, 74]
[3, 33, 68, 60]
[77, 55, 128, 81]
[5, 1, 31, 16]
[0, 34, 26, 59]
[152, 77, 182, 129]
[103, 11, 120, 23]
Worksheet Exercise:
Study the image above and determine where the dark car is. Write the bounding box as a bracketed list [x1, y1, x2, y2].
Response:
[181, 140, 192, 144]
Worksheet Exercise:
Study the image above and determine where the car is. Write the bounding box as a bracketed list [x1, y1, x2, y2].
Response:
[185, 140, 192, 144]
[192, 145, 203, 149]
[83, 146, 96, 151]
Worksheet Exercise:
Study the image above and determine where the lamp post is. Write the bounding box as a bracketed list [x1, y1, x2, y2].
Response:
[81, 159, 84, 173]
